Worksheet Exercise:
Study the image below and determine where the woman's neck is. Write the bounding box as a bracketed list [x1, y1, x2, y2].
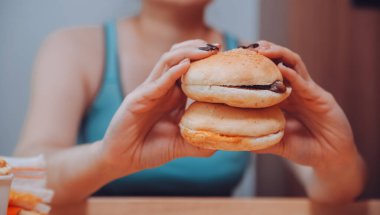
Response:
[135, 1, 211, 46]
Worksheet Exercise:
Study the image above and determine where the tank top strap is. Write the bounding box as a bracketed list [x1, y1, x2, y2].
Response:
[223, 32, 240, 50]
[103, 20, 121, 87]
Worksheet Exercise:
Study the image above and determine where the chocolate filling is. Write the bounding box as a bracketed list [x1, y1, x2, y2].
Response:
[239, 43, 259, 49]
[221, 80, 286, 93]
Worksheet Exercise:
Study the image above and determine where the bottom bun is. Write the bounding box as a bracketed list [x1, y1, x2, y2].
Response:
[180, 126, 284, 151]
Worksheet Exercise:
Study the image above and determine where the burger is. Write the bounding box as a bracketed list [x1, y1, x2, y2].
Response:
[179, 47, 291, 151]
[179, 102, 285, 151]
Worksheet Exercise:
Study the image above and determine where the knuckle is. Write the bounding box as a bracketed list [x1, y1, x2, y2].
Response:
[170, 42, 183, 50]
[153, 79, 165, 91]
[294, 53, 302, 62]
[159, 52, 174, 66]
[160, 52, 171, 61]
[171, 39, 206, 50]
[324, 91, 336, 103]
[165, 72, 177, 84]
[170, 44, 179, 51]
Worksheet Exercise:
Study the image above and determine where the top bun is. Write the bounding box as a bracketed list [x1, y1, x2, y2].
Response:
[183, 48, 282, 85]
[181, 48, 291, 108]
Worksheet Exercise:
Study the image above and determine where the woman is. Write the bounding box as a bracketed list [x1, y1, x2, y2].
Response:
[15, 0, 366, 205]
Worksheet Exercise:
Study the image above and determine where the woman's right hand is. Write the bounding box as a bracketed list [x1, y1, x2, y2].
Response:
[98, 40, 219, 177]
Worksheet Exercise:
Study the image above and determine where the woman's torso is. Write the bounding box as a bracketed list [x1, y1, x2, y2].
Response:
[77, 20, 251, 196]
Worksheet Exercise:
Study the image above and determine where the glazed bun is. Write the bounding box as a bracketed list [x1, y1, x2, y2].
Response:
[181, 48, 291, 108]
[179, 102, 285, 151]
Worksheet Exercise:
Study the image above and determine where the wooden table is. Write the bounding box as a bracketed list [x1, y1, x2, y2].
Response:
[52, 197, 380, 215]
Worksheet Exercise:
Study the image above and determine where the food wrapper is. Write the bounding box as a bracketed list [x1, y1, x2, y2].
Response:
[1, 155, 54, 215]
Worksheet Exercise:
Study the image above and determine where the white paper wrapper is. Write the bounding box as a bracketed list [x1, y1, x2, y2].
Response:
[2, 155, 54, 214]
[0, 174, 13, 215]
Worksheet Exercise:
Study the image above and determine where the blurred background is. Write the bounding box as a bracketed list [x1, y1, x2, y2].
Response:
[0, 0, 379, 199]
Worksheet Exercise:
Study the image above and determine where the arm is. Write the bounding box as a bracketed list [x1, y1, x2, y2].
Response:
[14, 29, 116, 204]
[15, 33, 217, 205]
[251, 41, 366, 203]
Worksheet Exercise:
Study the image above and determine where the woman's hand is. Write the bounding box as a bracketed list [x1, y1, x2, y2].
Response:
[99, 40, 218, 177]
[251, 41, 366, 202]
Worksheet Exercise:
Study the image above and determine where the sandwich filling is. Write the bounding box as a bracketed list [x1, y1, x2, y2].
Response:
[220, 80, 286, 93]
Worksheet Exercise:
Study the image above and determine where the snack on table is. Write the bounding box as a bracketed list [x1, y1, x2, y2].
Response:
[1, 158, 13, 215]
[2, 155, 54, 215]
[7, 206, 42, 215]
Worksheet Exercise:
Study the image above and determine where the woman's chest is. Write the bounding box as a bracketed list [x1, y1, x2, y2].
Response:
[118, 49, 163, 95]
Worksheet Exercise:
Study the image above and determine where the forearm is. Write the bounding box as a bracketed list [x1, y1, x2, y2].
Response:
[289, 153, 366, 203]
[47, 141, 119, 205]
[16, 141, 129, 205]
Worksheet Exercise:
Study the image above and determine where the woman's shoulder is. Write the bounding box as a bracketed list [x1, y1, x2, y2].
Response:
[41, 25, 104, 63]
[35, 25, 107, 106]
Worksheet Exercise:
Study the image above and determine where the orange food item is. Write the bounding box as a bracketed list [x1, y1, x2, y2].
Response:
[7, 206, 22, 215]
[0, 158, 11, 175]
[0, 159, 6, 168]
[7, 207, 42, 215]
[8, 190, 42, 210]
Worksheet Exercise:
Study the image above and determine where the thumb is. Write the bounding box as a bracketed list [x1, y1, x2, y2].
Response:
[251, 141, 286, 157]
[175, 138, 216, 158]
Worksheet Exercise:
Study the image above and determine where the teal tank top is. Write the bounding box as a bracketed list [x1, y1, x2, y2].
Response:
[78, 21, 250, 196]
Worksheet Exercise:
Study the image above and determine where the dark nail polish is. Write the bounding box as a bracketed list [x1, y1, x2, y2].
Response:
[249, 43, 259, 48]
[239, 43, 259, 50]
[199, 44, 219, 51]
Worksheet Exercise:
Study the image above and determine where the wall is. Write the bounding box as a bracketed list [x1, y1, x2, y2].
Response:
[0, 0, 260, 155]
[259, 0, 380, 199]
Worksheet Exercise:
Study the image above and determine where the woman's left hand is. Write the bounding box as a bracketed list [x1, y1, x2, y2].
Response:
[251, 41, 366, 202]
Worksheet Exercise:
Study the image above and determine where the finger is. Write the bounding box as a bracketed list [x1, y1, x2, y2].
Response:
[170, 39, 207, 51]
[171, 40, 221, 51]
[278, 63, 309, 94]
[279, 62, 325, 102]
[147, 44, 219, 82]
[176, 139, 216, 158]
[123, 59, 190, 113]
[146, 58, 191, 100]
[255, 40, 310, 80]
[251, 141, 286, 157]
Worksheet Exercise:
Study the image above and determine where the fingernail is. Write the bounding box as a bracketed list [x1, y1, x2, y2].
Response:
[249, 43, 259, 48]
[239, 43, 259, 49]
[198, 44, 219, 51]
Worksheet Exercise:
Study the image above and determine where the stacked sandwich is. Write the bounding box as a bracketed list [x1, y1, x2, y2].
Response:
[180, 47, 291, 151]
[3, 155, 54, 215]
